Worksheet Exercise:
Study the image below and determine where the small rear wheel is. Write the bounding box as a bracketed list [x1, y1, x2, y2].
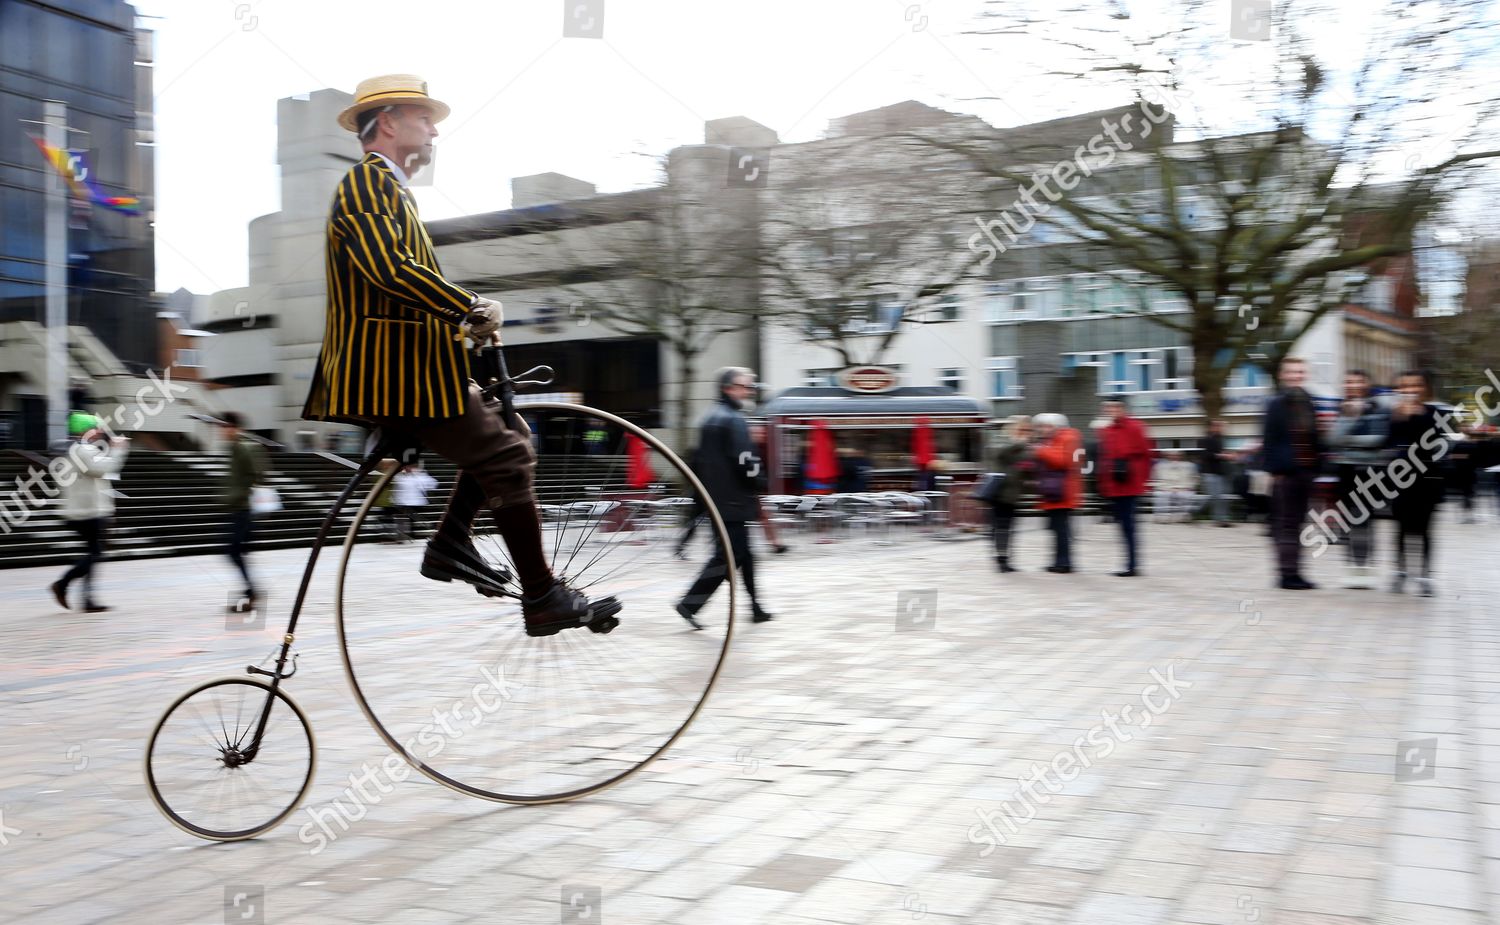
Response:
[144, 677, 316, 841]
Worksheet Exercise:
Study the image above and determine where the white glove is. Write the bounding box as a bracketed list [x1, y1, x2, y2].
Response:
[465, 297, 503, 339]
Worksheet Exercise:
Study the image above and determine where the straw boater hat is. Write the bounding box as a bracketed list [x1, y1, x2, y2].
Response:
[336, 74, 451, 133]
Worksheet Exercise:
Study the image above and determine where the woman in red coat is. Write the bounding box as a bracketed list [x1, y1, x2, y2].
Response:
[1032, 413, 1083, 573]
[1096, 400, 1153, 576]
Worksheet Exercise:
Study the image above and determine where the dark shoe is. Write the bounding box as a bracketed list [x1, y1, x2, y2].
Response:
[1113, 569, 1138, 577]
[1217, 521, 1232, 528]
[421, 536, 514, 598]
[997, 559, 1016, 573]
[1279, 576, 1315, 590]
[673, 547, 689, 560]
[675, 601, 705, 631]
[752, 610, 774, 623]
[50, 580, 70, 610]
[522, 580, 621, 637]
[83, 603, 111, 613]
[1046, 566, 1073, 574]
[773, 544, 789, 555]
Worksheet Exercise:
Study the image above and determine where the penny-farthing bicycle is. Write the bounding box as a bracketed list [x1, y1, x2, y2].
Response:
[144, 345, 736, 840]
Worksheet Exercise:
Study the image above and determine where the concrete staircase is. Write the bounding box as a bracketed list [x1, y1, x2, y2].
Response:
[0, 449, 642, 570]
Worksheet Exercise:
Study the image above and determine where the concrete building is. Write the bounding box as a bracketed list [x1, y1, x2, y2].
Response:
[198, 89, 1425, 452]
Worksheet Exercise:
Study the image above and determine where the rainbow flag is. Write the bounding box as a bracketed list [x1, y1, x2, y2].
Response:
[31, 136, 142, 215]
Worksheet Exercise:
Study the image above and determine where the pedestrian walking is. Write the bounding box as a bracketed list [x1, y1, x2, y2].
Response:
[979, 415, 1031, 572]
[393, 463, 437, 541]
[1448, 431, 1479, 524]
[1328, 370, 1389, 588]
[221, 412, 268, 611]
[1262, 356, 1325, 590]
[677, 433, 787, 558]
[1386, 370, 1445, 597]
[1032, 413, 1082, 574]
[50, 415, 128, 613]
[1096, 400, 1152, 575]
[676, 367, 775, 627]
[1200, 419, 1234, 526]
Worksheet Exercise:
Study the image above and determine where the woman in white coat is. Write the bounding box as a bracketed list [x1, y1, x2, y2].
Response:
[49, 415, 129, 612]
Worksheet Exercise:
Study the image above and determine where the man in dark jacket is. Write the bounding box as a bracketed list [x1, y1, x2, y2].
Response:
[1200, 419, 1233, 526]
[221, 412, 268, 611]
[1262, 356, 1325, 590]
[1329, 370, 1388, 587]
[676, 367, 774, 628]
[982, 415, 1032, 572]
[1096, 400, 1153, 576]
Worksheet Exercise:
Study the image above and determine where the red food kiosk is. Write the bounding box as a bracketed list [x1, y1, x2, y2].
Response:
[759, 369, 989, 502]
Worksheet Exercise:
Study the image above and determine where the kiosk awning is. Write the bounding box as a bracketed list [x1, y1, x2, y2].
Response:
[761, 387, 986, 418]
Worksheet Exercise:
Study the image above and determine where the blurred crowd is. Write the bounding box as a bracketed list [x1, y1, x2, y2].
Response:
[980, 360, 1497, 593]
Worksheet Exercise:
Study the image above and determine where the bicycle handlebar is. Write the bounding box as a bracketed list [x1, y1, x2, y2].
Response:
[471, 341, 556, 429]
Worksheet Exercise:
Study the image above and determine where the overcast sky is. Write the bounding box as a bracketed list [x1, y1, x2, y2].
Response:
[133, 0, 1490, 294]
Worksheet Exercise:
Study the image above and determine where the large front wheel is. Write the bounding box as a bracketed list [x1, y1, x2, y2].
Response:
[336, 403, 736, 804]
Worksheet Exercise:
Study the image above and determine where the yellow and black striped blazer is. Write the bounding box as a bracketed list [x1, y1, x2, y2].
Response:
[302, 153, 474, 423]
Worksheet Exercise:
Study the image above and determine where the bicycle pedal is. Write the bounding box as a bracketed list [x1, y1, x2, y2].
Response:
[523, 597, 623, 638]
[586, 597, 623, 634]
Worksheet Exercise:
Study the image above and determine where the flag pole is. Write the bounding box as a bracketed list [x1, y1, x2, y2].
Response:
[43, 100, 68, 447]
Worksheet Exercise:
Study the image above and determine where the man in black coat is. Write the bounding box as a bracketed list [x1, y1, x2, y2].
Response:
[1261, 356, 1325, 590]
[676, 367, 774, 628]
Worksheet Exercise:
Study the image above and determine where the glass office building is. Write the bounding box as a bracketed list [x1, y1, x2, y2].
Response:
[0, 0, 155, 442]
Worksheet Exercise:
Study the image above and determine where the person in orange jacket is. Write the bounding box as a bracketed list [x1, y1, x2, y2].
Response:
[1032, 413, 1083, 573]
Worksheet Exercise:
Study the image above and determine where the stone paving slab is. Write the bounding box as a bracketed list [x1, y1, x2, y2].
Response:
[1, 510, 1497, 923]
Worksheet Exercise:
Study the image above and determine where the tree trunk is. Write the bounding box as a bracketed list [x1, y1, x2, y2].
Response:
[1195, 362, 1227, 424]
[676, 348, 698, 454]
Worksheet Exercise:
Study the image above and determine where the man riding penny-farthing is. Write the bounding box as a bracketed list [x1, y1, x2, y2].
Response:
[143, 76, 735, 841]
[303, 75, 620, 637]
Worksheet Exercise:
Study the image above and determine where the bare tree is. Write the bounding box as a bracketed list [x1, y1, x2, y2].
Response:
[757, 133, 985, 368]
[913, 0, 1500, 418]
[535, 171, 761, 449]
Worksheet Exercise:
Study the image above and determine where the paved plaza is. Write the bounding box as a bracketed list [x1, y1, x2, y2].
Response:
[4, 509, 1500, 924]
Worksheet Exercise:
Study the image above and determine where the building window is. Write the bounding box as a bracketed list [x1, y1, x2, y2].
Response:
[804, 369, 837, 387]
[1159, 347, 1192, 391]
[935, 292, 961, 322]
[1074, 274, 1107, 314]
[1009, 280, 1035, 316]
[176, 348, 201, 368]
[1229, 363, 1265, 389]
[1103, 351, 1131, 393]
[987, 358, 1021, 399]
[984, 282, 1006, 322]
[937, 368, 964, 391]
